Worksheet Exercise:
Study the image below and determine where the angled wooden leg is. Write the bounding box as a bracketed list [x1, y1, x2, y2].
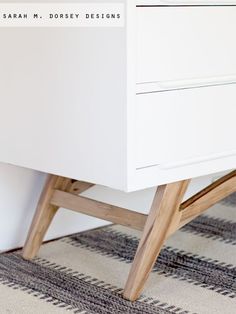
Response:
[123, 180, 189, 301]
[22, 175, 71, 260]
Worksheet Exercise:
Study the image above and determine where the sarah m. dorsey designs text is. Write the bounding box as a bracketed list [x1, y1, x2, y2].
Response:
[0, 3, 124, 27]
[1, 12, 121, 20]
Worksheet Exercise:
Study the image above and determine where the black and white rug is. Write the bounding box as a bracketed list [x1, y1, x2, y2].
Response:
[0, 195, 235, 314]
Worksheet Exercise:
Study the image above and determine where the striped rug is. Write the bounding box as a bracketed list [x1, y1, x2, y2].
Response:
[0, 195, 235, 314]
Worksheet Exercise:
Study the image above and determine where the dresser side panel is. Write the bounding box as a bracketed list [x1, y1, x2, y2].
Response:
[0, 1, 128, 190]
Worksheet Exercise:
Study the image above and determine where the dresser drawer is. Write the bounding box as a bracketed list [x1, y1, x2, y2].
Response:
[136, 6, 236, 87]
[136, 84, 236, 169]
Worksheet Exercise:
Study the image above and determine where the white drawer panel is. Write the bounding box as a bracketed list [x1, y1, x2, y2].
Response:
[136, 84, 236, 168]
[136, 6, 236, 85]
[136, 1, 236, 5]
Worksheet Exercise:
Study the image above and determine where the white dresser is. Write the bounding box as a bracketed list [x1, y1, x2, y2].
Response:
[0, 0, 236, 191]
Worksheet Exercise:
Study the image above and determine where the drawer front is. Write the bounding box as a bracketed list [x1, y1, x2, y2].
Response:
[136, 84, 236, 169]
[136, 6, 236, 86]
[136, 1, 236, 5]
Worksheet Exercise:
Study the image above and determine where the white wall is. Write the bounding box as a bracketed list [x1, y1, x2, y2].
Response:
[0, 162, 225, 252]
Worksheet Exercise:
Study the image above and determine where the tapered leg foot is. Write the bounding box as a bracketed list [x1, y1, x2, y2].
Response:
[22, 175, 69, 260]
[123, 180, 189, 301]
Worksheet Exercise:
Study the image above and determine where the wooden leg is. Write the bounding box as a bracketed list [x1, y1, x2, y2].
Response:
[22, 175, 71, 260]
[21, 170, 236, 299]
[123, 180, 189, 301]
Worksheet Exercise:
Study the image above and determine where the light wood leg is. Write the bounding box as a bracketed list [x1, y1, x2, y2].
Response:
[21, 170, 236, 299]
[22, 175, 70, 260]
[123, 180, 189, 301]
